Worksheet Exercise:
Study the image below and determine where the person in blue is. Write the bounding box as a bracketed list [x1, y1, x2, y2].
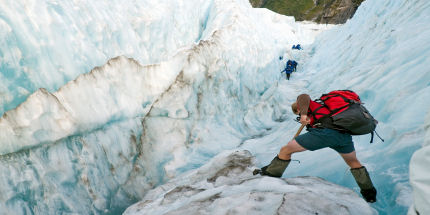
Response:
[281, 60, 298, 80]
[292, 44, 302, 50]
[291, 60, 297, 70]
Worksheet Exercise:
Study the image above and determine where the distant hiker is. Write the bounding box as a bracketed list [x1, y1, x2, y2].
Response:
[281, 60, 298, 80]
[292, 44, 302, 50]
[258, 90, 378, 203]
[291, 60, 297, 71]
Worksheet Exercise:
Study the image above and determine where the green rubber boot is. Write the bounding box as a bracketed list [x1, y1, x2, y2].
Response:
[351, 166, 377, 203]
[260, 156, 291, 177]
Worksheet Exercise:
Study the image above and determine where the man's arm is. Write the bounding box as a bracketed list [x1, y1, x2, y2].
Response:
[297, 94, 310, 115]
[297, 94, 311, 125]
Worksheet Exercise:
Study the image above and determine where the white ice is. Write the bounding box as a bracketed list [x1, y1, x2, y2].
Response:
[123, 150, 375, 215]
[0, 0, 429, 214]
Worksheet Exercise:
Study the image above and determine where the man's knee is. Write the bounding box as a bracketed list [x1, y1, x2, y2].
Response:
[279, 142, 296, 160]
[280, 140, 304, 155]
[279, 140, 307, 160]
[279, 145, 291, 155]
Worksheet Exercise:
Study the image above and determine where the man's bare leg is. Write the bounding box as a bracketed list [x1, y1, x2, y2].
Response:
[256, 139, 306, 177]
[278, 139, 307, 160]
[339, 151, 362, 169]
[340, 151, 377, 202]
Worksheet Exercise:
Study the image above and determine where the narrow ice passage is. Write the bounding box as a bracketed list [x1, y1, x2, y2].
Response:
[0, 0, 429, 214]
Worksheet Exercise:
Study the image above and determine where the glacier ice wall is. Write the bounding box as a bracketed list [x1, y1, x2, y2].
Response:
[0, 118, 146, 214]
[0, 0, 429, 214]
[0, 55, 185, 155]
[0, 0, 214, 115]
[0, 0, 330, 214]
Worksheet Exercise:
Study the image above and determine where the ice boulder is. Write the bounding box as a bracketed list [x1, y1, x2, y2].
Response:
[408, 112, 430, 215]
[123, 150, 375, 215]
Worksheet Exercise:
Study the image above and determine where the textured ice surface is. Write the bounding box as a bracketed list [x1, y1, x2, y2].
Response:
[408, 112, 430, 215]
[123, 150, 375, 215]
[0, 0, 429, 214]
[0, 0, 214, 115]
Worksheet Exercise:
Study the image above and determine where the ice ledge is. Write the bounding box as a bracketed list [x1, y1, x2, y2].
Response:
[124, 150, 375, 215]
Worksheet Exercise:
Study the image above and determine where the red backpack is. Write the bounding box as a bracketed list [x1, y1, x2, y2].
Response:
[308, 90, 381, 142]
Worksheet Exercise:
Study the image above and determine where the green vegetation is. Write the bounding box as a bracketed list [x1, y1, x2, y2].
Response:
[263, 0, 315, 21]
[250, 0, 365, 24]
[249, 0, 264, 7]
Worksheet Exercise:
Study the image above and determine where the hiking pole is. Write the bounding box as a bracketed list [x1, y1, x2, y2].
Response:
[279, 70, 284, 81]
[294, 124, 305, 138]
[253, 124, 305, 175]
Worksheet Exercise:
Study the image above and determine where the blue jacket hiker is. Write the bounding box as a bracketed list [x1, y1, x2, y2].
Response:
[292, 44, 302, 50]
[281, 60, 298, 80]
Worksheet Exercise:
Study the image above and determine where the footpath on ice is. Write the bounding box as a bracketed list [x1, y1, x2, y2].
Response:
[123, 150, 375, 215]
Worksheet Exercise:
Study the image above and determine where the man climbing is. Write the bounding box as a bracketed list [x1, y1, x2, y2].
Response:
[291, 60, 297, 71]
[258, 93, 378, 203]
[281, 60, 298, 80]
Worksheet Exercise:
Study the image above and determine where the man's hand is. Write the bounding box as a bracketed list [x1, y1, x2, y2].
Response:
[300, 115, 310, 125]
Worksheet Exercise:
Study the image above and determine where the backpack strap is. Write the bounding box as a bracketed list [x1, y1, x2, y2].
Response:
[308, 100, 330, 123]
[375, 130, 384, 142]
[312, 95, 353, 131]
[369, 130, 385, 143]
[327, 103, 352, 115]
[314, 97, 352, 117]
[309, 104, 326, 116]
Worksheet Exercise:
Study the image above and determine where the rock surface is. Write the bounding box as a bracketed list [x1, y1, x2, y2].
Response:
[250, 0, 365, 24]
